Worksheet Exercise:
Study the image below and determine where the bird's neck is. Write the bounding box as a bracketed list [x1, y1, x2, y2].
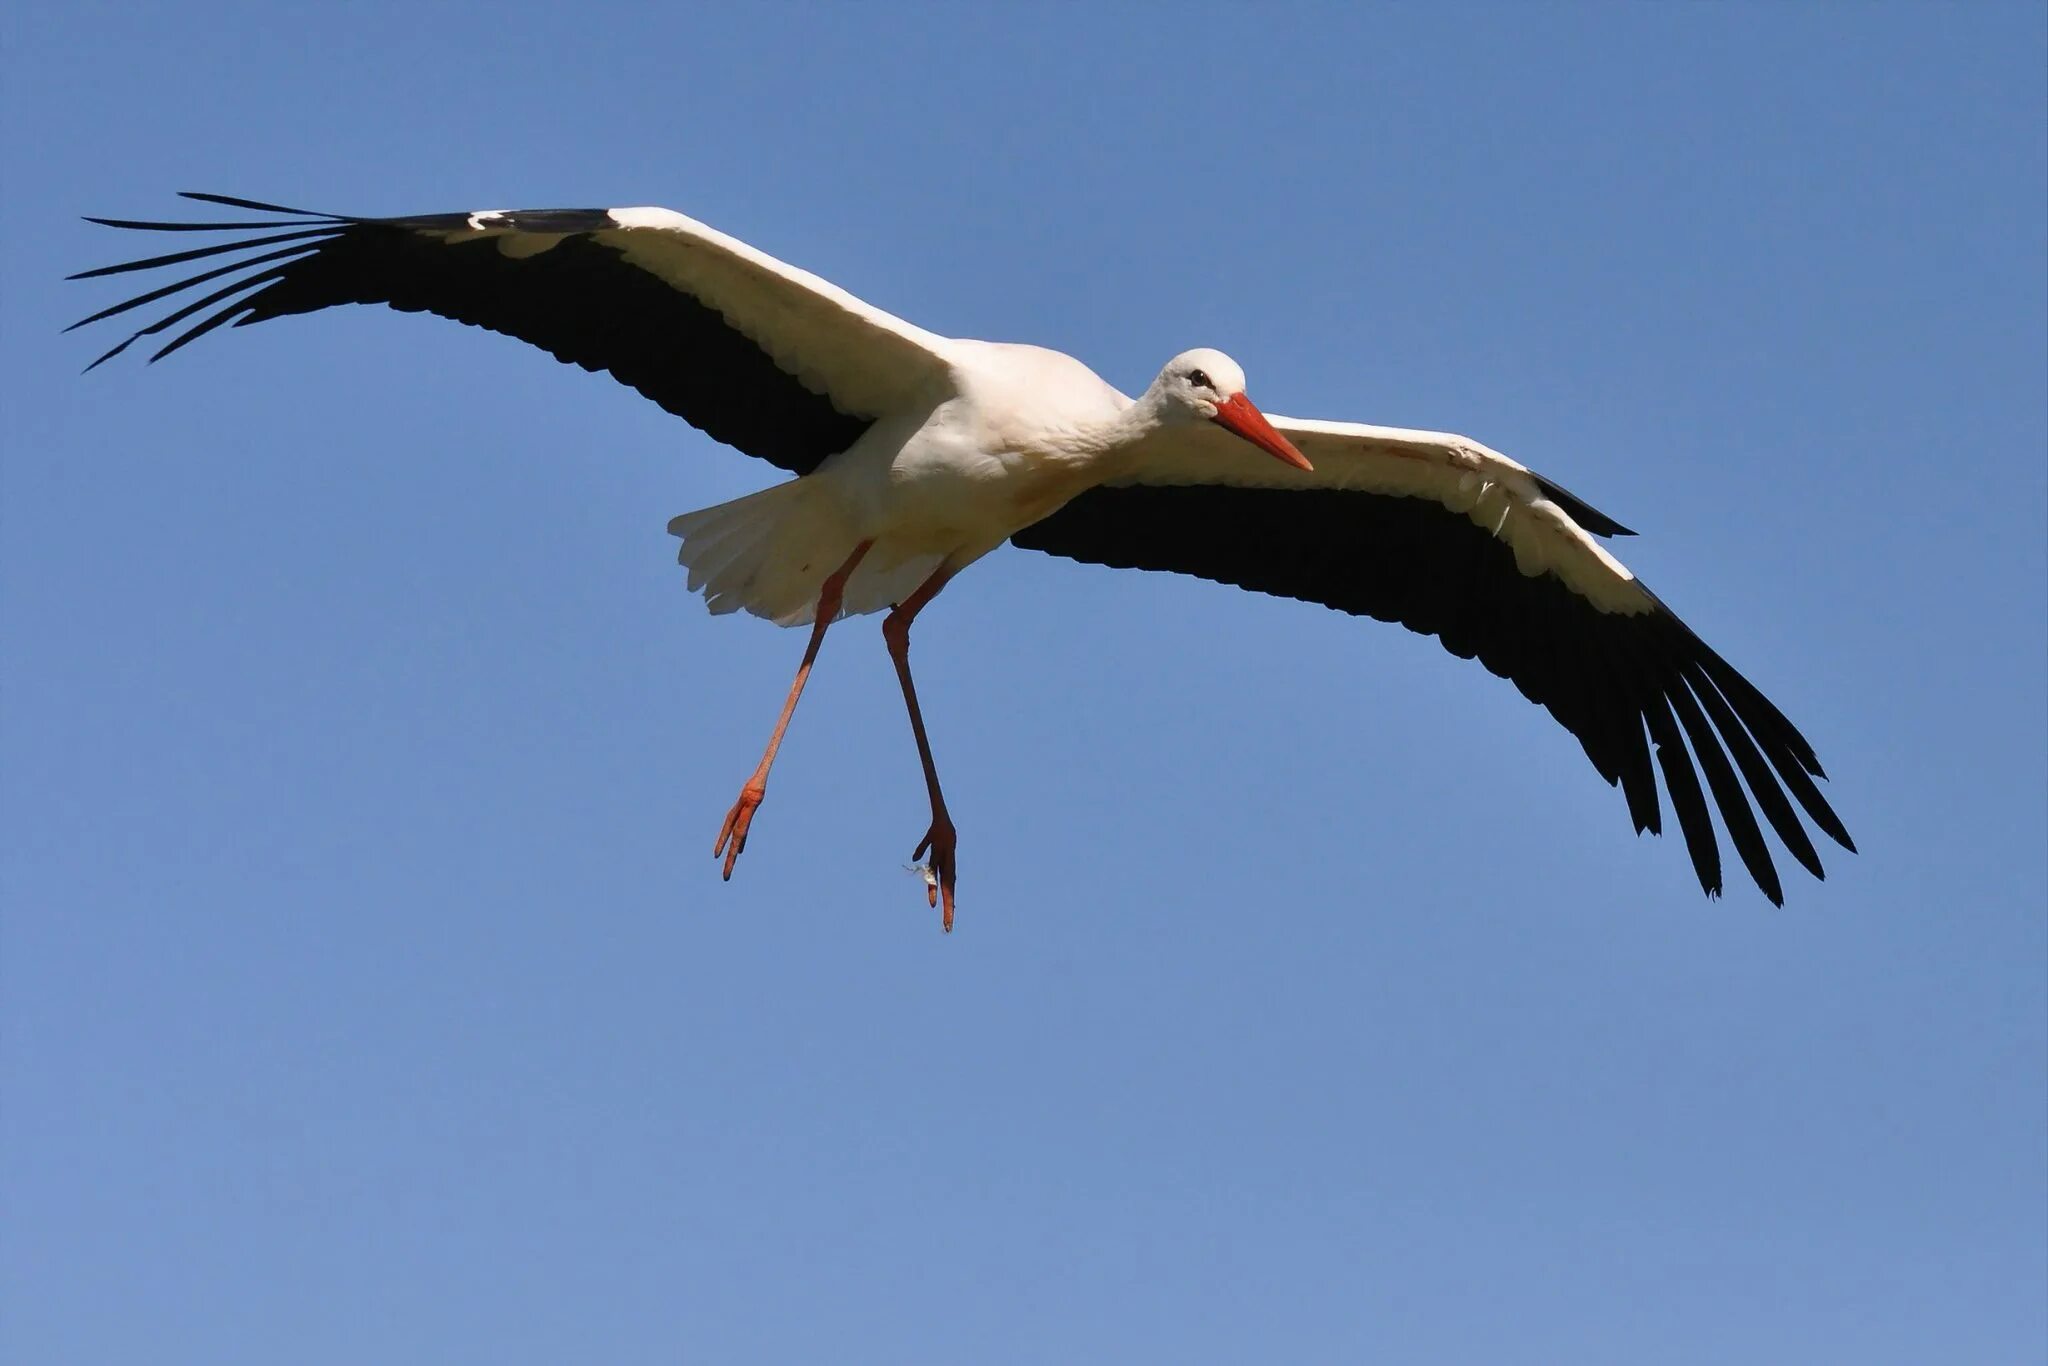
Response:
[1067, 384, 1173, 466]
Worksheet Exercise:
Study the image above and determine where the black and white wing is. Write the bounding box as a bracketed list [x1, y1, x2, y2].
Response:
[1011, 414, 1854, 905]
[70, 193, 959, 475]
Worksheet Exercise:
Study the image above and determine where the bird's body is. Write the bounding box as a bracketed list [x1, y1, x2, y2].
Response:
[685, 340, 1126, 623]
[72, 194, 1855, 927]
[675, 339, 1192, 625]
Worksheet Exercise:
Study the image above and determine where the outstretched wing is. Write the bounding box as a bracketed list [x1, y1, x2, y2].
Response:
[70, 193, 960, 475]
[1011, 414, 1854, 905]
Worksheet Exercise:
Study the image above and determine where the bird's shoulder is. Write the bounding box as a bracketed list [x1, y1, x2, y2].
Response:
[945, 340, 1129, 421]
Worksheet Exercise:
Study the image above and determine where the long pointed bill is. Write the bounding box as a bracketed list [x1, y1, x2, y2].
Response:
[1209, 392, 1314, 472]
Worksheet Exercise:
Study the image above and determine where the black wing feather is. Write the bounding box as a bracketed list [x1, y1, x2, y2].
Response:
[1011, 483, 1852, 904]
[176, 191, 349, 216]
[67, 226, 342, 280]
[71, 197, 870, 475]
[1533, 473, 1636, 537]
[1665, 669, 1779, 903]
[67, 241, 327, 332]
[1684, 659, 1824, 880]
[82, 264, 298, 370]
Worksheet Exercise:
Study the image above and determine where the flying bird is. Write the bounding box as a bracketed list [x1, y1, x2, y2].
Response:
[71, 192, 1854, 929]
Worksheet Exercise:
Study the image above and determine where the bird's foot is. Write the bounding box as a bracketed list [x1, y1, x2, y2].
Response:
[714, 783, 767, 880]
[913, 815, 958, 932]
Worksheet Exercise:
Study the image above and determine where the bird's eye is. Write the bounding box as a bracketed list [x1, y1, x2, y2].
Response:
[1186, 369, 1213, 390]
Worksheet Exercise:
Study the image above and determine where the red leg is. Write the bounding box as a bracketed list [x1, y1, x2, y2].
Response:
[714, 541, 871, 880]
[883, 563, 959, 930]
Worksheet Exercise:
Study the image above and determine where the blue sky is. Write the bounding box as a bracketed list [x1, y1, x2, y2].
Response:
[4, 2, 2043, 1362]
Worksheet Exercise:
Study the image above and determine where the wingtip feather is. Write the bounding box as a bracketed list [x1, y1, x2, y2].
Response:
[177, 190, 327, 216]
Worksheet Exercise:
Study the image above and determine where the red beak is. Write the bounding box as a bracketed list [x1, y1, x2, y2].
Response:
[1209, 392, 1314, 472]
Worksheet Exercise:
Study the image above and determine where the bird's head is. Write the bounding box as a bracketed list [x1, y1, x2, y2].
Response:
[1151, 348, 1312, 472]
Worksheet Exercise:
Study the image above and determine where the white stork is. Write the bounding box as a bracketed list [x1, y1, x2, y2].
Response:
[71, 193, 1855, 929]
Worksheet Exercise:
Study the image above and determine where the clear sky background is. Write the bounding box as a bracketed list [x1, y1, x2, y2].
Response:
[4, 3, 2044, 1362]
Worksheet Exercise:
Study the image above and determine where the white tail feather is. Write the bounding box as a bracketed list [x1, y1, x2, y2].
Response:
[669, 480, 900, 627]
[839, 552, 945, 618]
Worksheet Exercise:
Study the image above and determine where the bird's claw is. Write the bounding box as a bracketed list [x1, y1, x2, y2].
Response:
[714, 783, 766, 880]
[913, 817, 958, 931]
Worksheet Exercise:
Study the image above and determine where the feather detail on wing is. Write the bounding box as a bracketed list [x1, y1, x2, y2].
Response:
[1113, 416, 1653, 614]
[70, 193, 961, 475]
[1011, 415, 1852, 905]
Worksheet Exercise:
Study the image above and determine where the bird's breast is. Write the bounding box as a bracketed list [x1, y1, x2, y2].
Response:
[997, 451, 1100, 527]
[882, 437, 1094, 538]
[809, 379, 1118, 562]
